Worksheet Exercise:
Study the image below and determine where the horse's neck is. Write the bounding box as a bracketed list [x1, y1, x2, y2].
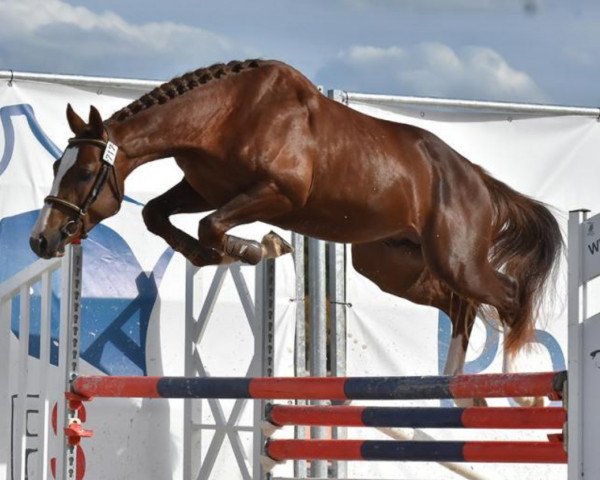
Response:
[108, 90, 226, 173]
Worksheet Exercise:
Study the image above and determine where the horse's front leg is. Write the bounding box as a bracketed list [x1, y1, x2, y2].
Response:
[142, 179, 231, 266]
[197, 181, 294, 264]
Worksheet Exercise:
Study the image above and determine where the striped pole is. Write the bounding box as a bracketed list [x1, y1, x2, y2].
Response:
[72, 371, 565, 400]
[265, 440, 568, 464]
[265, 405, 566, 430]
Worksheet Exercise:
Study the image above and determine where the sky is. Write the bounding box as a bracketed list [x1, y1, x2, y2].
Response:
[1, 0, 599, 107]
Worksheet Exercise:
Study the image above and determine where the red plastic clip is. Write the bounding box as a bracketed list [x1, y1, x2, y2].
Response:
[65, 391, 92, 411]
[64, 420, 93, 446]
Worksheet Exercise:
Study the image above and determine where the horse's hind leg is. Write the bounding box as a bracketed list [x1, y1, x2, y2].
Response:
[421, 206, 519, 325]
[502, 349, 544, 407]
[441, 299, 489, 407]
[197, 181, 294, 264]
[352, 239, 485, 407]
[142, 179, 231, 266]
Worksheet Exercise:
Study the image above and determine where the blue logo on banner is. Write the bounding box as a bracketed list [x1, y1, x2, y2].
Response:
[0, 104, 173, 375]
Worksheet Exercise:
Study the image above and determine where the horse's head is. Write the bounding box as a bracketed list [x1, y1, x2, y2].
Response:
[30, 104, 125, 258]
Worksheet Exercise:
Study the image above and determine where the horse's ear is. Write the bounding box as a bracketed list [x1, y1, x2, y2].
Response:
[88, 105, 104, 137]
[66, 104, 86, 135]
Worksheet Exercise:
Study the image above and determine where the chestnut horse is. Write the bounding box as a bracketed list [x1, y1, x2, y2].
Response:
[30, 60, 562, 402]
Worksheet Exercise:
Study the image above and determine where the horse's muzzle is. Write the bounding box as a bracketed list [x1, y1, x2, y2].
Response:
[29, 232, 64, 259]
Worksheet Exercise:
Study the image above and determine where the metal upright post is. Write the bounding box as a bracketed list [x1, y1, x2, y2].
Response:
[293, 233, 307, 377]
[328, 242, 346, 379]
[292, 233, 308, 479]
[58, 244, 83, 480]
[254, 258, 276, 480]
[327, 242, 347, 479]
[567, 209, 588, 479]
[183, 261, 199, 480]
[327, 88, 350, 480]
[308, 237, 327, 479]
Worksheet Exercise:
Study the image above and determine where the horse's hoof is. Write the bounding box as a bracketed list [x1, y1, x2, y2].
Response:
[261, 231, 294, 258]
[454, 397, 488, 408]
[513, 396, 544, 407]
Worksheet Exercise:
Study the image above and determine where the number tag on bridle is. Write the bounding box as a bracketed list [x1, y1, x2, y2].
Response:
[102, 141, 118, 165]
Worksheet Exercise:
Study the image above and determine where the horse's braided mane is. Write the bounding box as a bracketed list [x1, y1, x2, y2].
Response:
[109, 59, 264, 123]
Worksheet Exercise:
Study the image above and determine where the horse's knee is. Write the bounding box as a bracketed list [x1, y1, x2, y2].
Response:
[142, 199, 163, 234]
[350, 246, 371, 277]
[351, 247, 389, 291]
[198, 215, 223, 247]
[351, 242, 424, 299]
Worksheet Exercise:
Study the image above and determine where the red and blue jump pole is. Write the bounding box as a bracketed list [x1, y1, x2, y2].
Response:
[265, 439, 568, 464]
[265, 404, 566, 429]
[72, 371, 565, 400]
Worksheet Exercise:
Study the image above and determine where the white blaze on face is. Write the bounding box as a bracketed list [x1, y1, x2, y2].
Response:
[34, 146, 80, 233]
[50, 146, 79, 196]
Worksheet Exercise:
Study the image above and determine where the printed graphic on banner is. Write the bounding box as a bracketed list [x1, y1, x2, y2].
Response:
[10, 393, 45, 479]
[0, 104, 173, 375]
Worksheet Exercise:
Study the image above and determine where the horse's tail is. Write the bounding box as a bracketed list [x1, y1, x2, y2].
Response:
[481, 172, 563, 357]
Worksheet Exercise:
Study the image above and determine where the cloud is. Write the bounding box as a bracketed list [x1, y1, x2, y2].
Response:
[317, 43, 547, 102]
[338, 0, 544, 13]
[0, 0, 254, 78]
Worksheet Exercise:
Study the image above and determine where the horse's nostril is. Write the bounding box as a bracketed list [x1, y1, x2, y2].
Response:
[29, 234, 48, 257]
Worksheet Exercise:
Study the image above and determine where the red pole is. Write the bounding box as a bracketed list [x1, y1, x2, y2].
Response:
[461, 407, 565, 429]
[450, 371, 561, 399]
[268, 405, 366, 427]
[73, 376, 160, 398]
[463, 441, 568, 463]
[266, 440, 568, 463]
[266, 405, 566, 429]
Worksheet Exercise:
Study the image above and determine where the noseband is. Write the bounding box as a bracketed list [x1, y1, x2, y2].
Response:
[44, 137, 122, 239]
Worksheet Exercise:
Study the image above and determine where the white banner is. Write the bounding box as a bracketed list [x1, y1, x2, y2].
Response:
[343, 100, 600, 479]
[0, 78, 296, 479]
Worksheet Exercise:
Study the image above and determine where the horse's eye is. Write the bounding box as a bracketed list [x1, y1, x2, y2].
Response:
[52, 160, 60, 176]
[78, 169, 95, 182]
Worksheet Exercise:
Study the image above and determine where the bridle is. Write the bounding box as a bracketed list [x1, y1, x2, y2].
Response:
[44, 136, 122, 239]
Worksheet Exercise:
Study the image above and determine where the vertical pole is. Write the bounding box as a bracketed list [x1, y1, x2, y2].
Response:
[0, 298, 11, 480]
[293, 233, 307, 377]
[327, 88, 349, 480]
[568, 210, 588, 479]
[254, 259, 276, 480]
[327, 242, 347, 479]
[328, 243, 346, 381]
[292, 233, 308, 479]
[183, 261, 198, 480]
[59, 244, 83, 480]
[14, 284, 31, 480]
[308, 238, 327, 479]
[36, 271, 52, 480]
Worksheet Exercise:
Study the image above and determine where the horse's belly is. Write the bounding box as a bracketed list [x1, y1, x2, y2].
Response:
[274, 200, 418, 243]
[276, 166, 425, 243]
